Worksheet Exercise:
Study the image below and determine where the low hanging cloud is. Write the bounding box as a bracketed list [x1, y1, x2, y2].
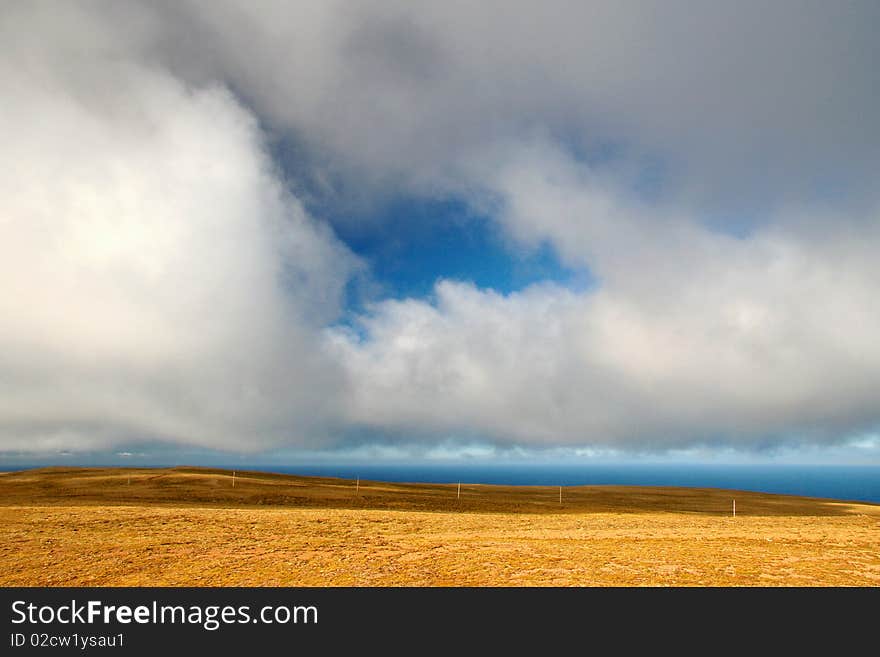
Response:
[330, 145, 880, 449]
[1, 2, 879, 456]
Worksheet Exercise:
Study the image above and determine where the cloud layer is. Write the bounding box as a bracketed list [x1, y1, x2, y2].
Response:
[2, 1, 879, 455]
[153, 0, 880, 215]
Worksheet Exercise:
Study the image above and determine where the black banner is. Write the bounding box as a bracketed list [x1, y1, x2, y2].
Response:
[1, 587, 874, 653]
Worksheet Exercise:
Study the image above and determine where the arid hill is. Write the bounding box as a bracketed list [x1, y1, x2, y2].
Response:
[0, 466, 872, 515]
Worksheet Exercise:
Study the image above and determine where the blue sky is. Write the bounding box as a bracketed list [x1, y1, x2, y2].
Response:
[1, 1, 880, 468]
[332, 197, 588, 302]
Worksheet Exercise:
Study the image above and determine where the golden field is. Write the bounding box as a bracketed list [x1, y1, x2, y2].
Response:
[1, 467, 878, 586]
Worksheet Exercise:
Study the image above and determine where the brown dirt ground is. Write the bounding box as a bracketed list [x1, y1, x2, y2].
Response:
[1, 467, 878, 586]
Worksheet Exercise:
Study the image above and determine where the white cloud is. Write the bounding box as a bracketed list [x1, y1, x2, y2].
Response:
[0, 2, 358, 452]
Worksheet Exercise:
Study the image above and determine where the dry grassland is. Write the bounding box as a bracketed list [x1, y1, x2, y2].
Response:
[1, 468, 878, 586]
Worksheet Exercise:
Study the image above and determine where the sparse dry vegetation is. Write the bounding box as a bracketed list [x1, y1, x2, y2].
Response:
[1, 467, 878, 586]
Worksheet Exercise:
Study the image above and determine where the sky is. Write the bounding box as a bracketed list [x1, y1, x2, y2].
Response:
[1, 1, 879, 467]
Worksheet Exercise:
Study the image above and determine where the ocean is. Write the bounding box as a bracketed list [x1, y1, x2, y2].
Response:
[4, 462, 878, 503]
[249, 463, 880, 504]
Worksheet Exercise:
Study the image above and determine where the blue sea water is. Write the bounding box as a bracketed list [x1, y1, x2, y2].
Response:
[5, 462, 878, 503]
[249, 464, 880, 504]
